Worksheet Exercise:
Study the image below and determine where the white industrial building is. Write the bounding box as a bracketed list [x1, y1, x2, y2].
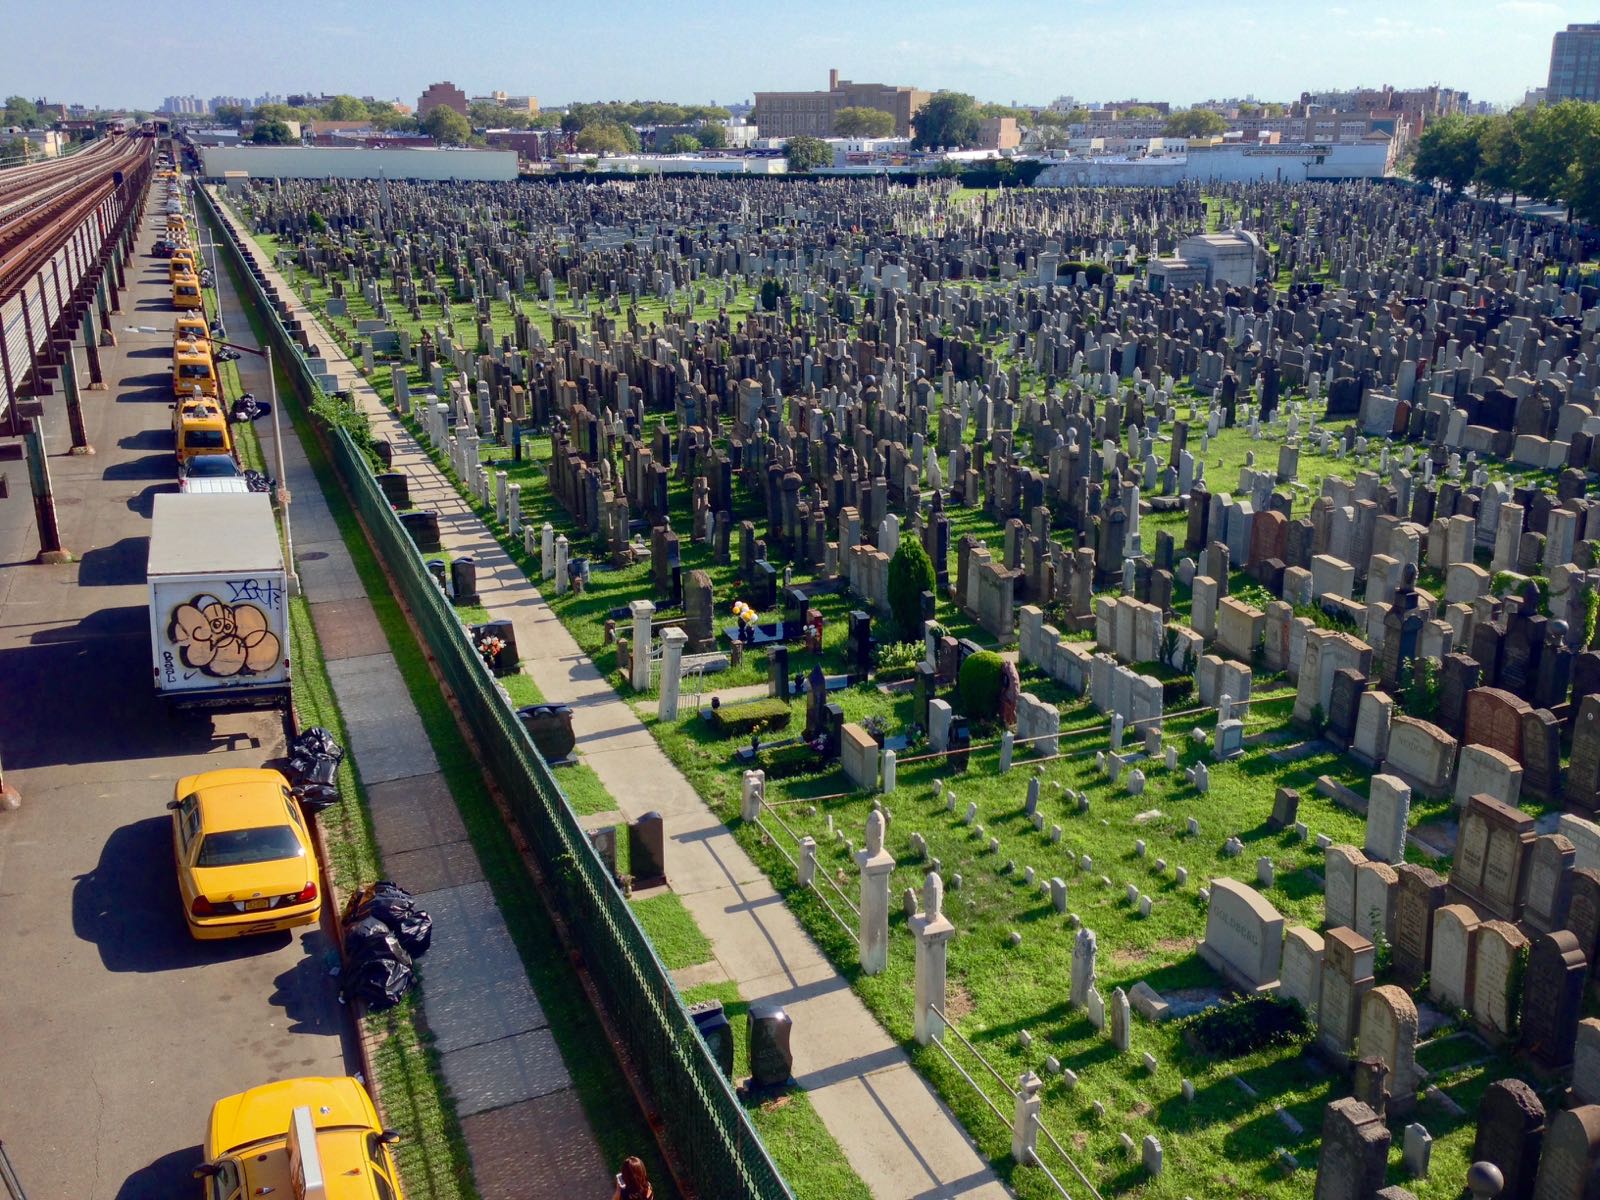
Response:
[1035, 139, 1391, 187]
[197, 145, 518, 181]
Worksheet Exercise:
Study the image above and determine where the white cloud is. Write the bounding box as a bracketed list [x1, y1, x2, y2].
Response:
[1498, 0, 1560, 12]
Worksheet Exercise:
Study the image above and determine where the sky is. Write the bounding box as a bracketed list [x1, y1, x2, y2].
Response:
[0, 0, 1586, 111]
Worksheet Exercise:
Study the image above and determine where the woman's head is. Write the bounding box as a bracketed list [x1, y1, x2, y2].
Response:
[620, 1157, 650, 1192]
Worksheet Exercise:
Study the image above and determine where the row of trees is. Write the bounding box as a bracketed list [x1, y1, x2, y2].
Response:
[1412, 102, 1600, 223]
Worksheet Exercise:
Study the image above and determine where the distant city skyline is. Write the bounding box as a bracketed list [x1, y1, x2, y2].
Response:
[1, 0, 1586, 111]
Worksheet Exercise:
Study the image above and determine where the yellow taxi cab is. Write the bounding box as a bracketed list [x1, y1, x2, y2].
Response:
[169, 249, 198, 282]
[172, 273, 203, 311]
[167, 768, 321, 940]
[172, 341, 218, 399]
[174, 313, 210, 345]
[195, 1076, 404, 1200]
[172, 394, 233, 461]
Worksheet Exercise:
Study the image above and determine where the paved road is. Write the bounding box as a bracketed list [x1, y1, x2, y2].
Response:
[0, 177, 354, 1199]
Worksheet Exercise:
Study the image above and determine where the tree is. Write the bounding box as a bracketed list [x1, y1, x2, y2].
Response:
[322, 94, 369, 121]
[1164, 109, 1227, 138]
[251, 120, 294, 145]
[1561, 106, 1600, 222]
[833, 106, 895, 138]
[1412, 114, 1484, 193]
[1518, 101, 1589, 204]
[423, 105, 471, 145]
[575, 122, 636, 155]
[913, 91, 981, 150]
[367, 107, 419, 133]
[887, 539, 937, 640]
[664, 133, 701, 154]
[1475, 110, 1528, 203]
[784, 134, 832, 171]
[212, 103, 246, 128]
[1120, 104, 1162, 119]
[694, 123, 727, 149]
[3, 96, 41, 129]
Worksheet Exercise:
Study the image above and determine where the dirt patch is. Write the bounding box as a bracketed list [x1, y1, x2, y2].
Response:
[1111, 947, 1151, 968]
[1155, 936, 1194, 954]
[1130, 1101, 1153, 1118]
[1072, 1132, 1089, 1151]
[945, 981, 976, 1021]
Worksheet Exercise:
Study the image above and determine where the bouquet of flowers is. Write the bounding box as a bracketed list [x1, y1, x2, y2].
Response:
[477, 634, 507, 670]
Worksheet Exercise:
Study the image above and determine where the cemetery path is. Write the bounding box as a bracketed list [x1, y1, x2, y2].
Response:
[215, 249, 615, 1200]
[215, 197, 1015, 1199]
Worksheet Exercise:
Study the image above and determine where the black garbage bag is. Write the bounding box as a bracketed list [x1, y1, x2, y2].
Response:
[341, 916, 415, 1011]
[292, 727, 344, 762]
[345, 880, 432, 958]
[342, 947, 414, 1011]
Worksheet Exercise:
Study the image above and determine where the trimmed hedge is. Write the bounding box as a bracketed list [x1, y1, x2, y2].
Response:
[959, 650, 1005, 715]
[887, 540, 936, 641]
[710, 697, 793, 737]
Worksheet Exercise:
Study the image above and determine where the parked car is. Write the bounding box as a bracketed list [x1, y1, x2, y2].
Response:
[178, 453, 249, 494]
[195, 1076, 404, 1200]
[168, 768, 320, 939]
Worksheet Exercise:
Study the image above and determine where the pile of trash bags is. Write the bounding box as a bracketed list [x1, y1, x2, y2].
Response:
[340, 881, 433, 1011]
[286, 726, 343, 812]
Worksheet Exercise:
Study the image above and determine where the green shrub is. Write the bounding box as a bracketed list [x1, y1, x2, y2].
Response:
[887, 539, 936, 640]
[959, 650, 1005, 715]
[1187, 995, 1309, 1056]
[710, 697, 793, 737]
[759, 278, 786, 311]
[1057, 260, 1106, 285]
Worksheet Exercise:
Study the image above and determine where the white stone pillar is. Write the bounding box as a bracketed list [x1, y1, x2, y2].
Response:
[856, 809, 895, 975]
[465, 433, 481, 482]
[508, 484, 522, 535]
[541, 523, 556, 579]
[523, 522, 539, 558]
[741, 769, 765, 822]
[495, 470, 509, 523]
[432, 402, 449, 447]
[881, 748, 897, 793]
[911, 872, 955, 1045]
[629, 599, 655, 691]
[798, 836, 817, 886]
[554, 535, 569, 595]
[658, 627, 688, 721]
[1010, 1072, 1043, 1164]
[999, 731, 1014, 773]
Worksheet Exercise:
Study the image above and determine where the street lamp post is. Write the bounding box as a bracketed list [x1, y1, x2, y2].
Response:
[212, 335, 296, 596]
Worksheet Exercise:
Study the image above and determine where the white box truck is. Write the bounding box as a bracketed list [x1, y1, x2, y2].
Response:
[148, 491, 290, 710]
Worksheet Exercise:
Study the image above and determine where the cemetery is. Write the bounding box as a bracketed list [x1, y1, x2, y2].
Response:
[229, 171, 1600, 1199]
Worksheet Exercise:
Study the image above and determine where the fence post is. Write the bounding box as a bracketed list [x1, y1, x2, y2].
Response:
[741, 770, 765, 823]
[881, 747, 897, 793]
[629, 599, 655, 690]
[999, 731, 1014, 773]
[798, 836, 817, 887]
[856, 809, 895, 975]
[911, 872, 955, 1045]
[1011, 1071, 1043, 1165]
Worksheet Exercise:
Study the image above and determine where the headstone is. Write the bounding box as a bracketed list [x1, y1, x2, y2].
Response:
[1198, 878, 1284, 991]
[1473, 1079, 1545, 1200]
[1313, 1098, 1390, 1200]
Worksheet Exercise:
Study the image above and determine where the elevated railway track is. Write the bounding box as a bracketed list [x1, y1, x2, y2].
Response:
[0, 132, 152, 435]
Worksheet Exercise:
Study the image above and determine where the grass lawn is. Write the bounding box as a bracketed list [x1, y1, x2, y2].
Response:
[629, 893, 715, 970]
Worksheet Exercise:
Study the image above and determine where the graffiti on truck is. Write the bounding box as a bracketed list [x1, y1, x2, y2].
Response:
[166, 592, 282, 679]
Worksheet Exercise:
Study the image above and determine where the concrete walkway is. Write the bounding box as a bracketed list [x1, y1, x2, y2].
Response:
[213, 225, 613, 1200]
[213, 192, 1012, 1200]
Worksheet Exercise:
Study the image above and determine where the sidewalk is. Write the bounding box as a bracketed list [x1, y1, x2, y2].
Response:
[214, 193, 1011, 1200]
[216, 248, 614, 1200]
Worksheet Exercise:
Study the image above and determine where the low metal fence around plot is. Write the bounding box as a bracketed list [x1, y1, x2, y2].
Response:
[198, 185, 793, 1200]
